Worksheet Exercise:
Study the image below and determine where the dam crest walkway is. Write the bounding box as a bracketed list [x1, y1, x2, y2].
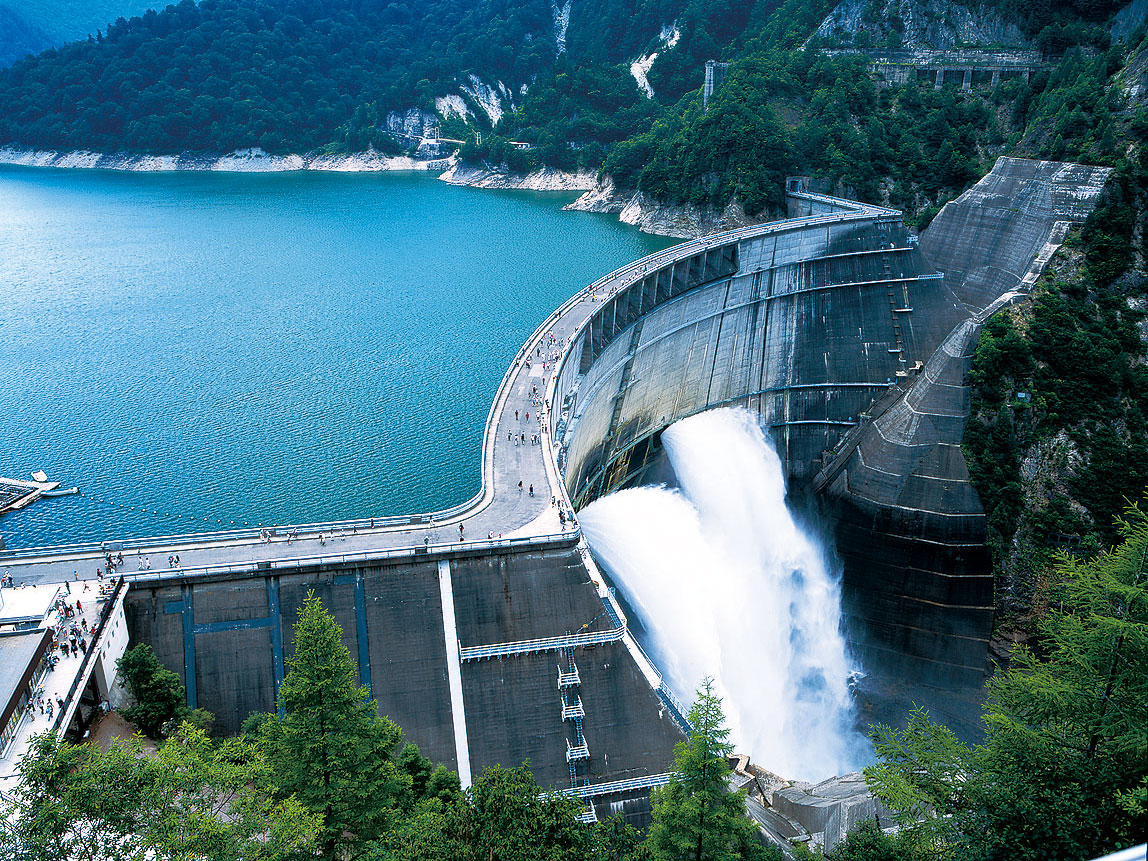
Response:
[0, 191, 896, 587]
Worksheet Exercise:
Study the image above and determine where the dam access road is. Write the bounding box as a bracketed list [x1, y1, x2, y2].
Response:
[0, 158, 1111, 816]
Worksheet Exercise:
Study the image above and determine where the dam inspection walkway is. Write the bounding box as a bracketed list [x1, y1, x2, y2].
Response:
[0, 191, 896, 589]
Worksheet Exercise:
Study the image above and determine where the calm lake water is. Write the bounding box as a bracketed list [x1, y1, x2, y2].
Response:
[0, 167, 674, 548]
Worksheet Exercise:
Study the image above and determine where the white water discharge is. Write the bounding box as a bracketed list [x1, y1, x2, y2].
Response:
[580, 407, 869, 781]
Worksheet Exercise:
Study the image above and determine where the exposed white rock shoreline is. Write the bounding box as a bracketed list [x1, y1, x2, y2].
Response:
[0, 146, 735, 238]
[438, 162, 598, 191]
[564, 176, 764, 239]
[0, 146, 442, 172]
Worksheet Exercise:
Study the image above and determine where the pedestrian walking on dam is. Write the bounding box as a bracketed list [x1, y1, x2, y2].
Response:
[529, 484, 534, 497]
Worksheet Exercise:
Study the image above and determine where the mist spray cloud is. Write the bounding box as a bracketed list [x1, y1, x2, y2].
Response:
[580, 407, 869, 780]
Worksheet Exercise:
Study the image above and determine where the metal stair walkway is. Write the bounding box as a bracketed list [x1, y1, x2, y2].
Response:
[563, 772, 678, 798]
[459, 627, 624, 662]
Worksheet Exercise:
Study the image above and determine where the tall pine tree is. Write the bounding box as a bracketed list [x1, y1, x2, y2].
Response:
[647, 678, 780, 861]
[263, 592, 408, 860]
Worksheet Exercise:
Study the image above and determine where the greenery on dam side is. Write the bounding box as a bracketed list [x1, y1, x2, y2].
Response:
[3, 519, 1145, 860]
[962, 139, 1148, 635]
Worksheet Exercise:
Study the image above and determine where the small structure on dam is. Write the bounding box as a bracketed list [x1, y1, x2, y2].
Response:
[0, 157, 1110, 811]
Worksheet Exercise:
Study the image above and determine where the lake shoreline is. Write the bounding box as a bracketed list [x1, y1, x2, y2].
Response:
[0, 146, 441, 172]
[0, 145, 735, 237]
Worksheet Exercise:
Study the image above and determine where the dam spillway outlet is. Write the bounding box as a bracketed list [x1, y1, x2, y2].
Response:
[580, 407, 869, 782]
[5, 160, 1111, 805]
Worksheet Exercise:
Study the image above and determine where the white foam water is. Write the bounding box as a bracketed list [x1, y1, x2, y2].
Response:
[580, 407, 869, 780]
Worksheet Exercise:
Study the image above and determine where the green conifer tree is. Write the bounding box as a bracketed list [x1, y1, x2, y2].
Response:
[647, 678, 780, 861]
[262, 591, 408, 860]
[117, 643, 193, 737]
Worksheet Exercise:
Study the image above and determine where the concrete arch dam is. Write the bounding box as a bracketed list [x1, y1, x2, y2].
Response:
[0, 157, 1108, 804]
[555, 157, 1109, 688]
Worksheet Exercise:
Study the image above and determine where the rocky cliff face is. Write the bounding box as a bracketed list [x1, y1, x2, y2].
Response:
[813, 0, 1029, 50]
[438, 162, 598, 191]
[565, 177, 762, 238]
[460, 75, 515, 126]
[385, 108, 440, 139]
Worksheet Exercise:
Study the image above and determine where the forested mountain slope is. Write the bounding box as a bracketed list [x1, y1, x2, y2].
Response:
[0, 0, 159, 68]
[0, 0, 1139, 203]
[0, 0, 569, 154]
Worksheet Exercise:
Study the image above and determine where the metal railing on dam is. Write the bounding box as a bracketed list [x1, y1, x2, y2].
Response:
[459, 626, 625, 662]
[563, 771, 677, 798]
[1, 188, 895, 581]
[124, 530, 581, 585]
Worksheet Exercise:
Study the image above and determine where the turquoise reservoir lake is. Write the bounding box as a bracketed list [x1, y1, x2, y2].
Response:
[0, 167, 675, 548]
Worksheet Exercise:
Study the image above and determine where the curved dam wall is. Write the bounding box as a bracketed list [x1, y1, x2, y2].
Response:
[553, 160, 1110, 687]
[554, 198, 961, 503]
[2, 158, 1109, 799]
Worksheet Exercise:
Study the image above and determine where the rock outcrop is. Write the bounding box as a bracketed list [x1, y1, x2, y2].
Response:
[565, 177, 763, 238]
[438, 163, 598, 191]
[384, 108, 440, 139]
[813, 0, 1029, 50]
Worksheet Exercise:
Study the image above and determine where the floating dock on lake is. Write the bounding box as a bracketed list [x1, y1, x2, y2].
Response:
[0, 473, 61, 515]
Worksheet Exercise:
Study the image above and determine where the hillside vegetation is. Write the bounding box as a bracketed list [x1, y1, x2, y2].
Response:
[963, 146, 1148, 638]
[0, 0, 158, 68]
[0, 0, 559, 154]
[0, 0, 1140, 212]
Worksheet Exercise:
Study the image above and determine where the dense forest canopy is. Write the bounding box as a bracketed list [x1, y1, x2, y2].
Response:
[0, 0, 1141, 184]
[0, 0, 560, 153]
